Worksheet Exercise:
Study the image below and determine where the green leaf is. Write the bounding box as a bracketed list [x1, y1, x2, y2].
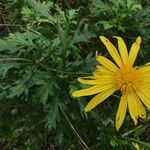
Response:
[90, 0, 111, 15]
[0, 31, 40, 53]
[72, 24, 96, 43]
[37, 82, 54, 105]
[46, 98, 60, 130]
[0, 63, 19, 77]
[25, 0, 53, 18]
[100, 21, 113, 30]
[67, 9, 78, 25]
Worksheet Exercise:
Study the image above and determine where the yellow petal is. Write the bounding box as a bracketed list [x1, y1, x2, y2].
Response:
[141, 87, 150, 98]
[127, 92, 138, 125]
[77, 76, 95, 81]
[78, 77, 102, 85]
[128, 36, 142, 66]
[142, 84, 150, 92]
[116, 94, 127, 131]
[78, 77, 113, 85]
[93, 71, 112, 78]
[139, 65, 150, 73]
[96, 56, 118, 72]
[133, 92, 146, 119]
[132, 143, 140, 150]
[145, 62, 150, 66]
[143, 76, 150, 83]
[72, 83, 114, 97]
[96, 65, 102, 69]
[142, 72, 150, 78]
[78, 77, 99, 85]
[136, 89, 150, 109]
[93, 70, 114, 80]
[96, 66, 115, 74]
[99, 36, 123, 67]
[113, 36, 128, 64]
[93, 68, 115, 79]
[85, 87, 116, 112]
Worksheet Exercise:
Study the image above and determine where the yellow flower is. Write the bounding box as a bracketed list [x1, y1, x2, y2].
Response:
[73, 36, 150, 130]
[132, 142, 144, 150]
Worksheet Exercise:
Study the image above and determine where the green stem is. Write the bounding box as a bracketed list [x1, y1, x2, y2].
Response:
[0, 57, 90, 75]
[59, 104, 89, 150]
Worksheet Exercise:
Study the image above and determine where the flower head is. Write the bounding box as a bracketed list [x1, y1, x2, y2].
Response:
[73, 36, 150, 130]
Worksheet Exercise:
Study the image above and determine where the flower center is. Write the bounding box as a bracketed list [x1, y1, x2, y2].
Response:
[115, 65, 143, 93]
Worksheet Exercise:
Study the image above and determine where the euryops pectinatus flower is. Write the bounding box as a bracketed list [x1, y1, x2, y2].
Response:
[73, 36, 150, 130]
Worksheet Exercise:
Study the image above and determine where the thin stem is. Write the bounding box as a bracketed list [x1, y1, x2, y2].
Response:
[0, 23, 26, 27]
[112, 94, 120, 99]
[37, 60, 90, 75]
[0, 57, 90, 75]
[121, 125, 143, 137]
[0, 58, 31, 62]
[59, 104, 89, 150]
[0, 12, 11, 33]
[3, 119, 45, 150]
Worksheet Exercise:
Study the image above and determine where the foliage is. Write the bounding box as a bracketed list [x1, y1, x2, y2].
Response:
[0, 0, 150, 149]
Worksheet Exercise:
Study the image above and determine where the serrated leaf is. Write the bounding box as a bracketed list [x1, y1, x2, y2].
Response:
[0, 31, 40, 53]
[46, 98, 60, 130]
[0, 63, 19, 77]
[72, 25, 96, 43]
[90, 0, 110, 15]
[100, 21, 113, 30]
[37, 82, 54, 105]
[67, 9, 77, 22]
[25, 0, 53, 18]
